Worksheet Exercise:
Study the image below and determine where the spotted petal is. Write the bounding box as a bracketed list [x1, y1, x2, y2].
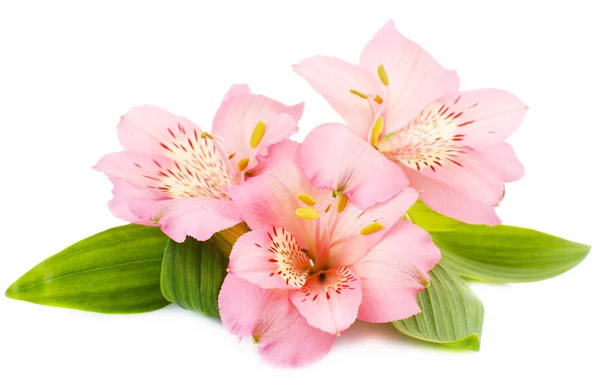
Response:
[300, 123, 409, 209]
[289, 267, 362, 335]
[95, 149, 234, 201]
[219, 274, 335, 367]
[229, 227, 311, 290]
[117, 105, 212, 158]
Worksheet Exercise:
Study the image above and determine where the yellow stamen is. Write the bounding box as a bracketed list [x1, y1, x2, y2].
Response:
[377, 64, 389, 86]
[350, 89, 368, 99]
[360, 222, 384, 235]
[237, 157, 249, 171]
[337, 193, 348, 213]
[252, 336, 260, 344]
[297, 193, 317, 206]
[250, 120, 266, 148]
[374, 95, 383, 104]
[295, 208, 320, 220]
[200, 132, 213, 139]
[370, 117, 384, 148]
[325, 204, 333, 213]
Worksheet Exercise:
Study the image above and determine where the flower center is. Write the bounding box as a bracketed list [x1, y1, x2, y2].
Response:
[152, 127, 234, 199]
[379, 102, 469, 172]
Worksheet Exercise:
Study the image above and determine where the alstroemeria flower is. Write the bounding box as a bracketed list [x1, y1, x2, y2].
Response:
[95, 85, 303, 242]
[294, 21, 528, 225]
[219, 137, 440, 367]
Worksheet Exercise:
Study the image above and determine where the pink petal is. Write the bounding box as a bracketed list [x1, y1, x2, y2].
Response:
[219, 274, 335, 367]
[351, 220, 440, 323]
[328, 187, 419, 268]
[404, 167, 501, 225]
[289, 267, 362, 335]
[433, 89, 528, 147]
[293, 55, 384, 138]
[117, 105, 208, 155]
[478, 142, 524, 182]
[417, 147, 505, 206]
[229, 227, 311, 290]
[220, 84, 251, 102]
[107, 178, 165, 225]
[300, 123, 409, 209]
[94, 151, 176, 189]
[128, 197, 242, 242]
[360, 20, 460, 134]
[228, 140, 326, 251]
[211, 86, 303, 170]
[95, 146, 234, 201]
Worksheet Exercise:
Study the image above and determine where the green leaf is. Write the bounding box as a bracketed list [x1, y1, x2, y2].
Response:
[6, 224, 170, 314]
[432, 225, 591, 283]
[407, 199, 466, 232]
[160, 237, 227, 318]
[393, 262, 483, 351]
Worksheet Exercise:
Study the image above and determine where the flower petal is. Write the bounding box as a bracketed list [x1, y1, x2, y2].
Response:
[107, 178, 165, 225]
[220, 84, 252, 102]
[432, 89, 528, 147]
[352, 220, 440, 323]
[211, 86, 303, 170]
[416, 147, 505, 206]
[228, 140, 327, 251]
[360, 20, 460, 134]
[328, 187, 419, 268]
[404, 167, 501, 225]
[117, 105, 207, 155]
[289, 267, 362, 335]
[229, 227, 311, 290]
[219, 274, 335, 367]
[128, 197, 242, 242]
[478, 142, 524, 182]
[95, 145, 234, 201]
[300, 123, 409, 209]
[293, 55, 384, 138]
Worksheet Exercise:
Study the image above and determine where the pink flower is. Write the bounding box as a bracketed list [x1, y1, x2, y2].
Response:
[293, 21, 528, 225]
[94, 85, 303, 242]
[219, 137, 440, 367]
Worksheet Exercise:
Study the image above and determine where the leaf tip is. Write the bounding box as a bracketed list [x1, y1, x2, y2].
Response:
[444, 333, 481, 352]
[5, 281, 21, 300]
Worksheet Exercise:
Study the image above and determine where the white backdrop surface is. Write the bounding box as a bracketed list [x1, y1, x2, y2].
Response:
[1, 1, 598, 389]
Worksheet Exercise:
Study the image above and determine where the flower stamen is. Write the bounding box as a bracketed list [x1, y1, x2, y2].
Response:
[336, 193, 348, 213]
[350, 89, 368, 99]
[377, 64, 389, 86]
[295, 208, 320, 220]
[237, 158, 249, 171]
[297, 193, 317, 206]
[370, 117, 384, 148]
[360, 222, 384, 235]
[250, 120, 266, 148]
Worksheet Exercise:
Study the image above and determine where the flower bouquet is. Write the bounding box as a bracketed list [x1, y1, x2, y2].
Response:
[6, 21, 590, 367]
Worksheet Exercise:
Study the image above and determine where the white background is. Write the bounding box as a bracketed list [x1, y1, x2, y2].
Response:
[1, 1, 598, 389]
